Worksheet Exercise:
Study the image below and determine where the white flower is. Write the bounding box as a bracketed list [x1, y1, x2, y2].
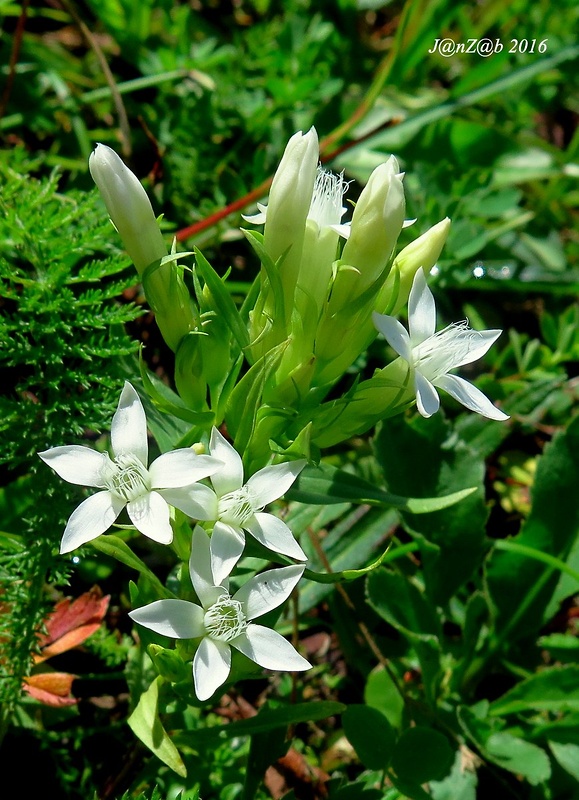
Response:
[129, 526, 311, 701]
[187, 428, 307, 584]
[372, 270, 509, 421]
[39, 382, 222, 554]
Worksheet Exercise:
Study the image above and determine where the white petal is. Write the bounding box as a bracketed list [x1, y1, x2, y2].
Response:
[408, 269, 436, 345]
[246, 460, 306, 506]
[232, 625, 311, 671]
[402, 218, 417, 228]
[111, 382, 148, 466]
[451, 329, 503, 369]
[241, 203, 268, 225]
[127, 491, 173, 544]
[158, 484, 219, 520]
[210, 522, 246, 585]
[149, 449, 222, 488]
[189, 526, 224, 607]
[372, 313, 412, 362]
[434, 373, 510, 421]
[129, 599, 204, 639]
[38, 446, 110, 488]
[60, 491, 124, 553]
[209, 428, 244, 496]
[246, 513, 307, 561]
[414, 371, 440, 418]
[233, 564, 305, 620]
[193, 636, 231, 701]
[330, 222, 351, 239]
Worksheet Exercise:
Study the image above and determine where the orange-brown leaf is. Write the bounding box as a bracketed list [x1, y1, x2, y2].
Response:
[35, 586, 110, 663]
[23, 672, 78, 707]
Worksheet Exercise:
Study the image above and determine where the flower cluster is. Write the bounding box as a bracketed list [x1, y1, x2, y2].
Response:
[40, 382, 310, 700]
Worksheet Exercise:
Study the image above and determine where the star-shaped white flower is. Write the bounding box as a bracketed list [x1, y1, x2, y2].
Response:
[129, 526, 311, 701]
[372, 270, 509, 421]
[186, 428, 307, 584]
[39, 382, 222, 554]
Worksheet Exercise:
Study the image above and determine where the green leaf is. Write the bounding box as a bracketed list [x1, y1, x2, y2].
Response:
[342, 704, 396, 770]
[485, 733, 551, 786]
[174, 701, 345, 743]
[486, 415, 579, 646]
[287, 462, 476, 514]
[374, 414, 488, 604]
[430, 750, 477, 800]
[549, 741, 579, 782]
[127, 676, 187, 778]
[489, 665, 579, 716]
[366, 568, 442, 705]
[90, 535, 171, 599]
[391, 727, 455, 784]
[193, 247, 250, 352]
[364, 666, 405, 730]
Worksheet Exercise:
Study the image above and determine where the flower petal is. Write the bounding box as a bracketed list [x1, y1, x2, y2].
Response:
[110, 382, 148, 466]
[149, 449, 222, 488]
[246, 460, 306, 507]
[209, 428, 244, 496]
[434, 373, 509, 421]
[60, 491, 124, 554]
[246, 513, 307, 561]
[193, 636, 231, 701]
[189, 526, 226, 607]
[210, 522, 246, 585]
[408, 269, 436, 346]
[126, 491, 173, 544]
[233, 564, 305, 620]
[129, 599, 204, 639]
[232, 624, 311, 671]
[158, 483, 218, 521]
[449, 329, 503, 369]
[39, 446, 110, 488]
[372, 313, 412, 362]
[414, 371, 440, 418]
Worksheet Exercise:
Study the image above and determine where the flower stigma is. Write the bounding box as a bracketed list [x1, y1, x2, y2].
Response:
[203, 597, 247, 642]
[104, 454, 151, 503]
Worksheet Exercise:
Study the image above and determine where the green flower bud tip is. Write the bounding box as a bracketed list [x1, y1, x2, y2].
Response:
[89, 143, 167, 275]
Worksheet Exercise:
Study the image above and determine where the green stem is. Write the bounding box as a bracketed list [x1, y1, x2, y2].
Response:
[493, 539, 579, 584]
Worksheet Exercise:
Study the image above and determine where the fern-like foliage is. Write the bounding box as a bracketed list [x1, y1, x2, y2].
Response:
[0, 151, 142, 740]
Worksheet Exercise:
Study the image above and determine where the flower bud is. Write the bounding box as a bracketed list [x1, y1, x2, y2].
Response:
[378, 217, 451, 316]
[329, 158, 406, 311]
[89, 143, 167, 275]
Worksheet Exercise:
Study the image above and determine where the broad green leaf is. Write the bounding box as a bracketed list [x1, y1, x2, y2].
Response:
[486, 415, 579, 646]
[549, 741, 579, 782]
[127, 676, 187, 778]
[287, 462, 476, 514]
[430, 749, 477, 800]
[364, 666, 405, 730]
[489, 665, 579, 716]
[485, 734, 551, 786]
[342, 704, 396, 770]
[174, 701, 345, 743]
[366, 568, 442, 705]
[391, 727, 455, 784]
[374, 414, 488, 604]
[139, 355, 213, 428]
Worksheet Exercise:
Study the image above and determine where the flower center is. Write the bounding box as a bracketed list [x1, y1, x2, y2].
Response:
[204, 597, 247, 642]
[217, 486, 258, 527]
[413, 322, 481, 380]
[104, 454, 151, 502]
[308, 166, 349, 230]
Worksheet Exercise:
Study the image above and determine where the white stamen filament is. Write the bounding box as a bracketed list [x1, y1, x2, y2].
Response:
[104, 454, 151, 502]
[413, 322, 483, 380]
[218, 487, 261, 527]
[308, 166, 349, 230]
[204, 597, 247, 642]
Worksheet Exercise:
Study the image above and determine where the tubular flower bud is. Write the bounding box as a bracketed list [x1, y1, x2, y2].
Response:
[378, 217, 451, 316]
[89, 143, 166, 275]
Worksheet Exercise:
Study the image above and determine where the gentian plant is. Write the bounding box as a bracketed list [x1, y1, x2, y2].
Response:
[39, 130, 509, 785]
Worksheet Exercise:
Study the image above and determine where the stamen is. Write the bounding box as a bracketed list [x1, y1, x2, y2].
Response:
[104, 454, 151, 502]
[204, 597, 247, 642]
[414, 322, 483, 380]
[218, 487, 260, 527]
[308, 166, 349, 229]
